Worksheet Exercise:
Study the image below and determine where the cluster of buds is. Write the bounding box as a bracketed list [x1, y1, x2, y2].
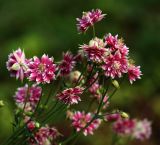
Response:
[4, 9, 151, 145]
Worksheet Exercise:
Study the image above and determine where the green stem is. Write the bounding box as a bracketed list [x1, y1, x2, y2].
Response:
[92, 25, 96, 37]
[111, 133, 119, 145]
[83, 73, 99, 93]
[41, 103, 65, 124]
[75, 63, 88, 87]
[86, 98, 96, 112]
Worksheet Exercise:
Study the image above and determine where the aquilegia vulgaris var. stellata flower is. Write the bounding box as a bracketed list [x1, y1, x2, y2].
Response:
[3, 8, 150, 145]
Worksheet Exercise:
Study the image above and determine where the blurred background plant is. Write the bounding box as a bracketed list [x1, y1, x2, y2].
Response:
[0, 0, 159, 145]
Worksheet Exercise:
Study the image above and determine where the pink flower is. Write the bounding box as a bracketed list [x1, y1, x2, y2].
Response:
[27, 54, 56, 84]
[57, 87, 84, 105]
[89, 82, 100, 95]
[105, 33, 129, 56]
[88, 73, 100, 96]
[71, 111, 101, 136]
[14, 84, 42, 108]
[6, 48, 29, 81]
[27, 121, 36, 131]
[80, 38, 107, 63]
[128, 65, 142, 84]
[113, 119, 135, 136]
[132, 119, 152, 140]
[102, 52, 128, 78]
[59, 51, 75, 76]
[30, 126, 59, 145]
[77, 9, 106, 33]
[105, 33, 118, 48]
[104, 113, 121, 122]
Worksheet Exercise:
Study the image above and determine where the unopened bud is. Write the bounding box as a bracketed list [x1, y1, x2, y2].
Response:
[70, 71, 81, 83]
[0, 100, 4, 107]
[25, 111, 33, 116]
[89, 39, 98, 47]
[11, 63, 20, 70]
[112, 80, 120, 89]
[35, 122, 40, 128]
[121, 112, 129, 118]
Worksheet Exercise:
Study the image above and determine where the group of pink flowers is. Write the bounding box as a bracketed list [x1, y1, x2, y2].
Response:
[112, 115, 152, 140]
[4, 9, 151, 145]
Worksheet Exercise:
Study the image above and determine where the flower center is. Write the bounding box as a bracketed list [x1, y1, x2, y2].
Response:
[80, 118, 87, 127]
[113, 61, 120, 70]
[38, 63, 45, 72]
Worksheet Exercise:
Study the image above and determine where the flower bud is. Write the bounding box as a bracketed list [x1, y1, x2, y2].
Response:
[70, 71, 81, 83]
[104, 113, 120, 122]
[112, 80, 120, 89]
[121, 112, 129, 118]
[89, 37, 105, 48]
[35, 122, 40, 128]
[89, 39, 98, 47]
[25, 111, 33, 116]
[0, 100, 4, 107]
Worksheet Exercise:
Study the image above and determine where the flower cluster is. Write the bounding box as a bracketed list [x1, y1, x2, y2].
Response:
[80, 33, 142, 84]
[112, 118, 152, 141]
[4, 8, 151, 145]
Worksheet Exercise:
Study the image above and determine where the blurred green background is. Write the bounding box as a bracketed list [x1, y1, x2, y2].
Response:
[0, 0, 160, 145]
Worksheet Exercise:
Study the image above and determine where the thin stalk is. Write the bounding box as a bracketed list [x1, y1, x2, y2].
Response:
[41, 103, 65, 124]
[111, 133, 119, 145]
[83, 73, 99, 93]
[92, 25, 96, 37]
[86, 64, 96, 82]
[75, 63, 88, 87]
[86, 98, 96, 112]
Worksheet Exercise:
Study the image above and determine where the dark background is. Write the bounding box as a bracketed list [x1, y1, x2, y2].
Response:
[0, 0, 160, 145]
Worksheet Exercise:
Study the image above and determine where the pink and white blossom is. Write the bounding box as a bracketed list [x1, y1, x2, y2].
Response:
[59, 51, 75, 76]
[104, 113, 121, 122]
[27, 54, 56, 84]
[71, 111, 101, 136]
[6, 48, 29, 81]
[80, 38, 107, 63]
[30, 126, 59, 145]
[14, 84, 42, 109]
[77, 9, 106, 33]
[105, 33, 129, 56]
[57, 87, 84, 105]
[128, 65, 142, 84]
[113, 119, 136, 136]
[102, 52, 128, 78]
[132, 119, 152, 140]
